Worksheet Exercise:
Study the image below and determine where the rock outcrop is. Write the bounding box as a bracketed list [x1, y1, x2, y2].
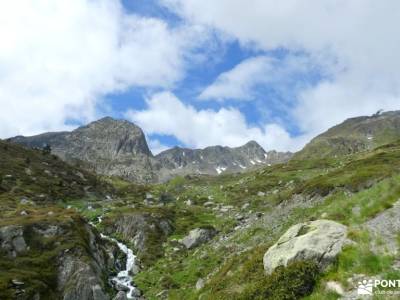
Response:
[365, 199, 400, 255]
[180, 227, 217, 249]
[0, 217, 123, 300]
[0, 225, 27, 257]
[103, 212, 174, 266]
[263, 220, 348, 274]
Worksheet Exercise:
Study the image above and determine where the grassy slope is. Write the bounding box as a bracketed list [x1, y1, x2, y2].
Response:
[0, 140, 113, 299]
[129, 141, 400, 299]
[2, 138, 400, 299]
[294, 113, 400, 160]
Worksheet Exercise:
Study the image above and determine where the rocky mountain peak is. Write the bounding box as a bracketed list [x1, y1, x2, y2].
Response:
[242, 140, 263, 148]
[72, 117, 152, 157]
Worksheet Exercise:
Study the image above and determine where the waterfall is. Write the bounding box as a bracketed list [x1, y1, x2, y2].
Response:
[90, 217, 141, 299]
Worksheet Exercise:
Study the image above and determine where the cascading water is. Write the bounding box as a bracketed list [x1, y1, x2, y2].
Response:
[90, 217, 141, 299]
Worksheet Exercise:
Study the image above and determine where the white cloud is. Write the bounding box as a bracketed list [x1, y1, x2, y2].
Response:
[147, 138, 170, 155]
[126, 91, 306, 152]
[199, 54, 317, 101]
[0, 0, 207, 138]
[199, 56, 272, 101]
[163, 0, 400, 140]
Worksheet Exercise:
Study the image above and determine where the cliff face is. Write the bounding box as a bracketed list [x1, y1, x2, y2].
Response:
[10, 118, 292, 182]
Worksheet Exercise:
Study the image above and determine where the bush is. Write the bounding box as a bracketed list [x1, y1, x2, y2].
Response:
[241, 260, 319, 300]
[42, 144, 51, 155]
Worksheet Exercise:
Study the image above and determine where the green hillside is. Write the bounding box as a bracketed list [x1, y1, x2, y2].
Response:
[1, 137, 400, 299]
[294, 111, 400, 160]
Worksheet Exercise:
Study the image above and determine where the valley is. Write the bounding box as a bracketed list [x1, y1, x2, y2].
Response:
[1, 111, 400, 299]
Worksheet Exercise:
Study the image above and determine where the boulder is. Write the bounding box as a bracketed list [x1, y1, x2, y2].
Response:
[113, 291, 128, 300]
[181, 228, 217, 249]
[325, 281, 344, 295]
[196, 278, 205, 290]
[263, 220, 347, 274]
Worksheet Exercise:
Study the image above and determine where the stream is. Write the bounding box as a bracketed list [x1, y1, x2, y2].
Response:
[90, 216, 141, 299]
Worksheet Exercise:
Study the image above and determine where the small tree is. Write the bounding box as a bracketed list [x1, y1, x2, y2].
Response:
[42, 144, 52, 155]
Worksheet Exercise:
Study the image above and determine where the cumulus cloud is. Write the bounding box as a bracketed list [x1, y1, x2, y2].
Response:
[163, 0, 400, 139]
[199, 54, 318, 101]
[199, 56, 272, 101]
[0, 0, 207, 138]
[126, 91, 306, 152]
[147, 138, 170, 155]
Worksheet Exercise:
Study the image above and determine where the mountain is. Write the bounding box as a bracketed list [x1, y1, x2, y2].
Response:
[11, 117, 156, 182]
[154, 141, 292, 181]
[3, 113, 400, 299]
[10, 117, 292, 182]
[293, 110, 400, 160]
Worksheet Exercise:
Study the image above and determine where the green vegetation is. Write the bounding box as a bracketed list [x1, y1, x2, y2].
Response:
[2, 138, 400, 299]
[0, 212, 102, 299]
[132, 141, 400, 299]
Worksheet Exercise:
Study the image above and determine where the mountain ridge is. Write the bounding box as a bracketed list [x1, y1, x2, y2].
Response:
[9, 117, 292, 182]
[293, 110, 400, 160]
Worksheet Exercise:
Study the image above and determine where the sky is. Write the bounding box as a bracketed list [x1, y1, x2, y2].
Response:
[1, 1, 400, 154]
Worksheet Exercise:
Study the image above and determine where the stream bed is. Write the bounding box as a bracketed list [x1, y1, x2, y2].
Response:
[90, 217, 141, 299]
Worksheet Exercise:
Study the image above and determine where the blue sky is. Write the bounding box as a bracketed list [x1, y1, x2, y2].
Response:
[102, 1, 323, 152]
[1, 1, 400, 154]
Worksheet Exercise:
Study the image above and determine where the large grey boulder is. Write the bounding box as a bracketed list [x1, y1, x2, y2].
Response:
[263, 220, 347, 274]
[181, 227, 217, 249]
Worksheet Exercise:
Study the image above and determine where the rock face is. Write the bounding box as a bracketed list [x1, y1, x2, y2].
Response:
[104, 212, 174, 266]
[263, 220, 347, 274]
[154, 141, 292, 181]
[293, 110, 400, 160]
[180, 227, 217, 249]
[10, 117, 292, 183]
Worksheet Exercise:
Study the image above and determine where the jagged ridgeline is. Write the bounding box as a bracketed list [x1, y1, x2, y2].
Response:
[10, 117, 292, 183]
[2, 110, 400, 300]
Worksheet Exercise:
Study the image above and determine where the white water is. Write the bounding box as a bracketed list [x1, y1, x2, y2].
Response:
[90, 217, 140, 299]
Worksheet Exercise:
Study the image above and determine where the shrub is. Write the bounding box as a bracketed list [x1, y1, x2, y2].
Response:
[241, 260, 319, 300]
